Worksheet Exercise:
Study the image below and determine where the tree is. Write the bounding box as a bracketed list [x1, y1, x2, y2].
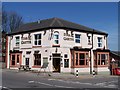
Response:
[2, 10, 24, 32]
[9, 12, 23, 32]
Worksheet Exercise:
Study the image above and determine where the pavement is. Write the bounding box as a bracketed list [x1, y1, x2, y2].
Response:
[3, 69, 119, 80]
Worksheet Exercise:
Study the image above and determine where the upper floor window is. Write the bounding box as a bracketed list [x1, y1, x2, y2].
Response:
[34, 34, 41, 45]
[15, 36, 20, 46]
[53, 32, 59, 45]
[88, 36, 91, 44]
[75, 34, 80, 43]
[98, 37, 102, 47]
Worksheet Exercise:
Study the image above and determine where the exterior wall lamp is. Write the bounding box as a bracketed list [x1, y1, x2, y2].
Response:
[60, 56, 63, 61]
[55, 47, 58, 53]
[49, 55, 52, 61]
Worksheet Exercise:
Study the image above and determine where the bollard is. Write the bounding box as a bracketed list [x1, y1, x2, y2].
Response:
[76, 70, 79, 77]
[93, 70, 95, 77]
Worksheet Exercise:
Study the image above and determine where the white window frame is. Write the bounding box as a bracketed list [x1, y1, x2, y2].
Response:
[34, 34, 41, 46]
[88, 36, 91, 44]
[75, 34, 81, 43]
[15, 36, 20, 46]
[53, 32, 59, 45]
[98, 37, 102, 47]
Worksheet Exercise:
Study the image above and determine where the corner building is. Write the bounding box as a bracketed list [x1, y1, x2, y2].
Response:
[6, 17, 110, 74]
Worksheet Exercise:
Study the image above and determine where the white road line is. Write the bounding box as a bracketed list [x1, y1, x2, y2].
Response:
[54, 85, 73, 88]
[28, 80, 74, 88]
[37, 81, 74, 88]
[48, 79, 56, 81]
[94, 80, 118, 88]
[0, 86, 13, 90]
[28, 81, 35, 83]
[38, 82, 53, 87]
[48, 78, 118, 88]
[48, 79, 93, 85]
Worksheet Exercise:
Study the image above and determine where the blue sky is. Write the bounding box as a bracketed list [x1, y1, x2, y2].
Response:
[3, 2, 118, 51]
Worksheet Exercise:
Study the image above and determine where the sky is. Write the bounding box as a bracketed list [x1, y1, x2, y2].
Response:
[2, 2, 118, 51]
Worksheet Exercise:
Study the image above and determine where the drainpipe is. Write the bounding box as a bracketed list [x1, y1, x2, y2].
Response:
[90, 30, 94, 74]
[9, 36, 11, 69]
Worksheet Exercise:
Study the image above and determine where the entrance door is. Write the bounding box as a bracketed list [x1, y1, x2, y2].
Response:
[25, 58, 29, 66]
[53, 54, 61, 72]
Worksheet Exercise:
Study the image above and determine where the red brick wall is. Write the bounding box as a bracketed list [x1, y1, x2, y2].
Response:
[5, 36, 8, 68]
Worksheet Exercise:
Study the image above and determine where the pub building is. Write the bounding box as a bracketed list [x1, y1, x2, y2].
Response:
[6, 17, 110, 74]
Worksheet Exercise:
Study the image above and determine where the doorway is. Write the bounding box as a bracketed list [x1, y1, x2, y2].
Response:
[52, 54, 61, 72]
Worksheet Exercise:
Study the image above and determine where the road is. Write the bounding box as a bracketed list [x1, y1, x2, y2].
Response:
[2, 69, 119, 90]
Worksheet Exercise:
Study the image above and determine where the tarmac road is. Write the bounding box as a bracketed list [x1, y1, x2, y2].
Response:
[2, 69, 119, 90]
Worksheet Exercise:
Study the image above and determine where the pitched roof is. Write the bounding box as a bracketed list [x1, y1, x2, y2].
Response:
[8, 17, 108, 36]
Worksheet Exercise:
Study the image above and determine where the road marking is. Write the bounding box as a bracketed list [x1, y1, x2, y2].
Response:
[0, 86, 13, 90]
[54, 85, 73, 88]
[28, 80, 74, 88]
[28, 81, 35, 83]
[48, 79, 93, 85]
[48, 79, 56, 81]
[37, 82, 53, 87]
[94, 80, 118, 88]
[48, 78, 118, 88]
[37, 81, 74, 88]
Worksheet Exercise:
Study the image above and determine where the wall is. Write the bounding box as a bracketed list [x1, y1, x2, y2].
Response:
[7, 29, 108, 73]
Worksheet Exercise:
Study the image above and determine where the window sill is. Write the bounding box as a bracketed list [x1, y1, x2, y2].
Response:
[88, 43, 92, 45]
[94, 65, 108, 67]
[32, 65, 41, 68]
[32, 46, 42, 48]
[71, 65, 89, 68]
[52, 45, 60, 47]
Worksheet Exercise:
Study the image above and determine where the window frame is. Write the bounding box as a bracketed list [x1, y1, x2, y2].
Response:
[88, 36, 92, 44]
[34, 54, 41, 66]
[75, 34, 81, 43]
[34, 34, 42, 46]
[98, 37, 102, 47]
[97, 53, 109, 66]
[53, 32, 59, 45]
[64, 54, 69, 68]
[11, 55, 15, 65]
[15, 36, 20, 46]
[64, 59, 69, 68]
[74, 51, 89, 67]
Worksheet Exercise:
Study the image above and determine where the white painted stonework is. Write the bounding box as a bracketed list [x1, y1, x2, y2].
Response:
[7, 29, 109, 74]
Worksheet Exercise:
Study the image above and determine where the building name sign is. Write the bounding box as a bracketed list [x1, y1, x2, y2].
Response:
[63, 33, 74, 41]
[21, 36, 31, 44]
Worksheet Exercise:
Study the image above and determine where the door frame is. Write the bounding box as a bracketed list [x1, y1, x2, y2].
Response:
[52, 53, 61, 73]
[10, 53, 22, 67]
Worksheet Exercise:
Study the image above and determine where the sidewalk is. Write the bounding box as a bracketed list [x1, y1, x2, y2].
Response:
[35, 71, 119, 80]
[3, 69, 119, 80]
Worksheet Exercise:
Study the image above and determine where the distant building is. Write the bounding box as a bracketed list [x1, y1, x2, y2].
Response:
[0, 32, 2, 63]
[110, 51, 120, 68]
[6, 17, 110, 74]
[0, 31, 7, 68]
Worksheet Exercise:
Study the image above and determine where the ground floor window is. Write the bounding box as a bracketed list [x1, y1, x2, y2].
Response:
[12, 55, 15, 65]
[17, 55, 19, 63]
[64, 59, 69, 68]
[34, 54, 41, 66]
[10, 53, 22, 66]
[75, 52, 89, 67]
[97, 53, 109, 66]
